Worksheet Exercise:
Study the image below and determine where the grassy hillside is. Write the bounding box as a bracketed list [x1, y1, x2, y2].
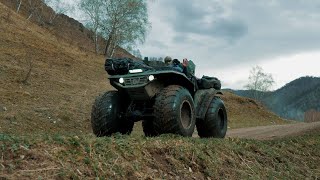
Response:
[0, 3, 111, 135]
[221, 92, 287, 128]
[234, 77, 320, 121]
[1, 131, 319, 179]
[0, 0, 137, 58]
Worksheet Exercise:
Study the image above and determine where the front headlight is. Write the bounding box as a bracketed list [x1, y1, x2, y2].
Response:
[119, 78, 124, 84]
[148, 75, 155, 81]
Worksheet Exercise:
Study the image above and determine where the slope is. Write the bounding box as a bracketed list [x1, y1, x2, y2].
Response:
[0, 3, 111, 135]
[0, 0, 137, 58]
[221, 92, 288, 129]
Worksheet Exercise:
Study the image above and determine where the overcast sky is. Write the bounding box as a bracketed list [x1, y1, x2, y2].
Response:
[137, 0, 320, 90]
[66, 0, 320, 90]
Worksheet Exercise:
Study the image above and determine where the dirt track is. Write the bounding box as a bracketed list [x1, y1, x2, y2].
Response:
[227, 121, 320, 140]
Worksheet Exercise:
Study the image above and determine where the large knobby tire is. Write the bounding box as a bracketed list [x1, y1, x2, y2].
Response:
[153, 85, 196, 137]
[91, 91, 133, 137]
[196, 97, 227, 138]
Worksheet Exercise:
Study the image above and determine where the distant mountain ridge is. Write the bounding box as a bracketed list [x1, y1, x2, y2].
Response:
[233, 76, 320, 121]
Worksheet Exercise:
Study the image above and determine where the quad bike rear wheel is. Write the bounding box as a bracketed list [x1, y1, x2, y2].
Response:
[196, 96, 227, 138]
[91, 91, 133, 137]
[153, 85, 196, 137]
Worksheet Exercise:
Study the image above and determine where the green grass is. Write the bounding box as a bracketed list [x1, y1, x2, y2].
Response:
[1, 132, 319, 179]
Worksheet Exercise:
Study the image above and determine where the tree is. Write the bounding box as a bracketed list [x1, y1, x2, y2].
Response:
[79, 0, 104, 54]
[101, 0, 149, 57]
[26, 0, 41, 20]
[245, 66, 275, 100]
[24, 0, 43, 23]
[131, 49, 142, 59]
[78, 0, 149, 56]
[16, 0, 22, 13]
[45, 0, 73, 24]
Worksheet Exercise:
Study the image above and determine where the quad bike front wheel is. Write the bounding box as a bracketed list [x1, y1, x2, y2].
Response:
[196, 96, 228, 138]
[152, 85, 196, 137]
[91, 91, 133, 137]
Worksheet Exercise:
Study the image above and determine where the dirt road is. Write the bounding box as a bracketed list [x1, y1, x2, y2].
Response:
[227, 121, 320, 140]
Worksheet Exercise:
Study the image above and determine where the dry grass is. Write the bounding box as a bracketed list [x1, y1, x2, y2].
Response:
[0, 3, 111, 135]
[221, 92, 289, 129]
[1, 131, 319, 179]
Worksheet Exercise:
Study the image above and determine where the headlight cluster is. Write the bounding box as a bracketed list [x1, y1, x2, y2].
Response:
[118, 75, 155, 84]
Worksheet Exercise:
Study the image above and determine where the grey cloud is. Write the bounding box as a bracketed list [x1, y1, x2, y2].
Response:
[142, 0, 320, 69]
[172, 34, 208, 47]
[209, 0, 320, 65]
[138, 0, 320, 89]
[165, 0, 248, 41]
[172, 35, 187, 43]
[211, 18, 248, 41]
[148, 40, 168, 49]
[170, 0, 209, 20]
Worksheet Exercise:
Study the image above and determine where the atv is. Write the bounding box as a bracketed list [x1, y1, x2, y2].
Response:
[91, 58, 228, 138]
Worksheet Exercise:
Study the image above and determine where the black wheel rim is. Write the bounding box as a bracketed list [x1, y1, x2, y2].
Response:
[180, 100, 192, 129]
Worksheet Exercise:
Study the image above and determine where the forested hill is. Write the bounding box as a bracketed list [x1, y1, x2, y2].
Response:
[233, 76, 320, 121]
[267, 76, 320, 121]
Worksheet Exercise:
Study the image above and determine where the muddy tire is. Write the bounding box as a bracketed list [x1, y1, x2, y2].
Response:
[153, 85, 196, 137]
[91, 91, 133, 137]
[142, 119, 158, 137]
[196, 97, 227, 138]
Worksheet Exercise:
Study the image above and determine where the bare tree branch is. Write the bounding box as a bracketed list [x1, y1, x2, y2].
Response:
[79, 0, 150, 57]
[16, 0, 22, 13]
[45, 0, 73, 24]
[79, 0, 104, 54]
[245, 66, 275, 100]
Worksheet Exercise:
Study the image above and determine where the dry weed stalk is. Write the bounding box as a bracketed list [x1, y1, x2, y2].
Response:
[22, 57, 33, 85]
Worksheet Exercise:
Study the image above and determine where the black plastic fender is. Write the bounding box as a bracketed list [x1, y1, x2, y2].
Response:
[194, 88, 223, 120]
